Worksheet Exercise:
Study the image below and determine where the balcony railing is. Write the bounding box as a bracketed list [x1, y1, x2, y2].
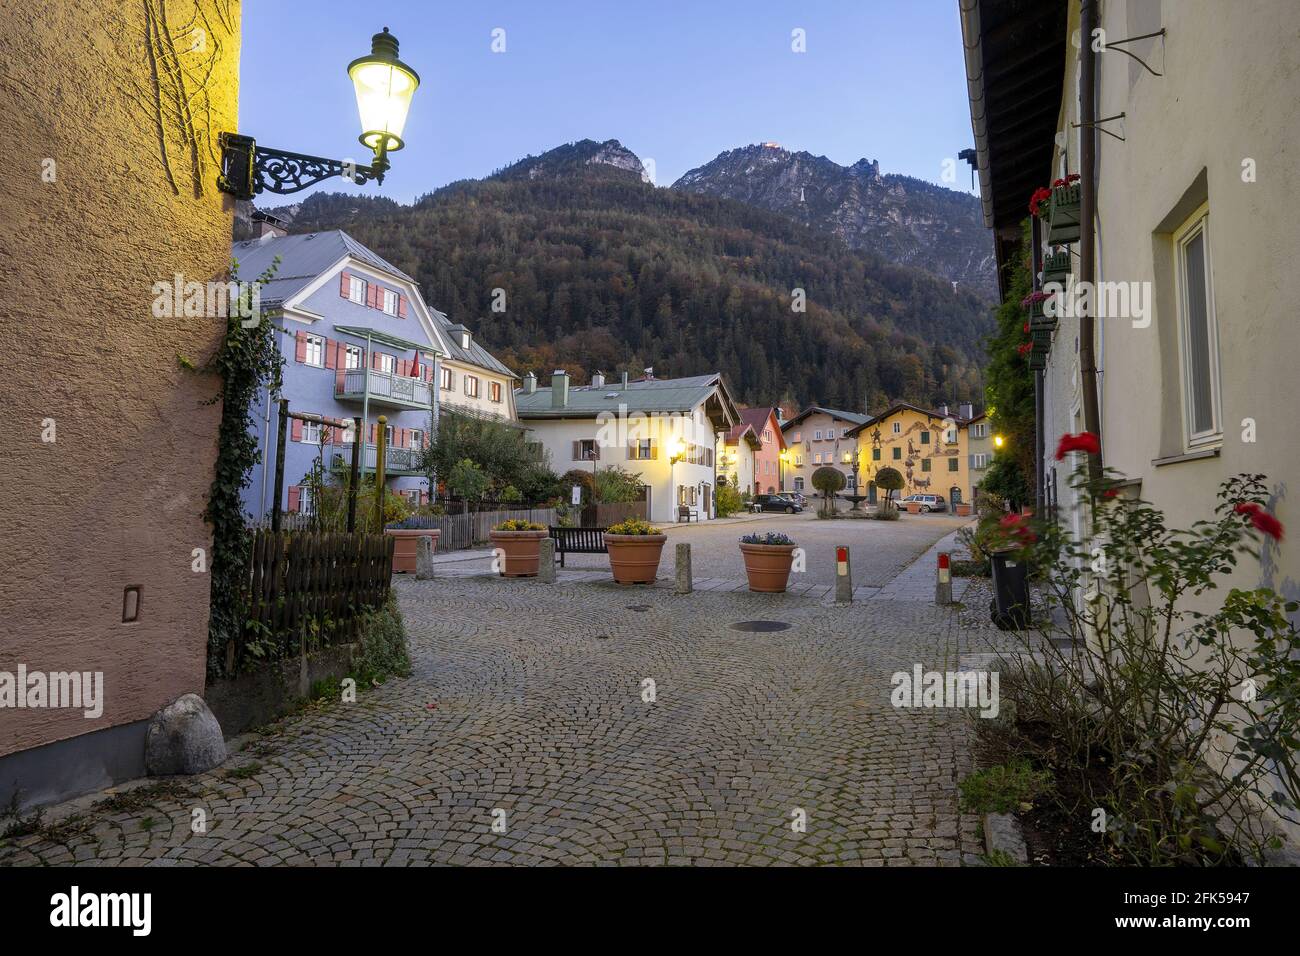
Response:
[329, 443, 425, 476]
[335, 368, 433, 410]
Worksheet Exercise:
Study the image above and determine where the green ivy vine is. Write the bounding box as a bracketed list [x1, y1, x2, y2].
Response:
[204, 257, 284, 679]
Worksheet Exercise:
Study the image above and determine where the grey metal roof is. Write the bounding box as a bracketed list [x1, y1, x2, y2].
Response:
[230, 230, 414, 308]
[429, 309, 516, 379]
[780, 405, 871, 431]
[516, 373, 738, 423]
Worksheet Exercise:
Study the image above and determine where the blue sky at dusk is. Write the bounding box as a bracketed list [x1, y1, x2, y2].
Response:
[240, 0, 979, 204]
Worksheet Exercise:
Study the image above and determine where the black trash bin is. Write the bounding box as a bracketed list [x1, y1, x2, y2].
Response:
[989, 547, 1031, 629]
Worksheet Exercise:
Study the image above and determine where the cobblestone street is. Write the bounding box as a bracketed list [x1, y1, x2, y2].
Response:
[1, 535, 1015, 866]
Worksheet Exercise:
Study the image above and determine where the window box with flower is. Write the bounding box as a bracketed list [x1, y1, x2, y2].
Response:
[1048, 175, 1082, 244]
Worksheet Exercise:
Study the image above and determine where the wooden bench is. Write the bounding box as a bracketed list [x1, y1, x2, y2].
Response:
[678, 505, 699, 523]
[549, 526, 607, 567]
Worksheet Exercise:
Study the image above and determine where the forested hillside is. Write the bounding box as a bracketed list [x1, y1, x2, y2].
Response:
[255, 141, 992, 411]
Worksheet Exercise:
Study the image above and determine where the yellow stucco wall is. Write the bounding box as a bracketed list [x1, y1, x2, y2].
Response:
[0, 0, 240, 756]
[856, 408, 974, 506]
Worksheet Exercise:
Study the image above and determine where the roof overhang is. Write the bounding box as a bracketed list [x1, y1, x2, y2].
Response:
[959, 0, 1068, 295]
[333, 324, 428, 352]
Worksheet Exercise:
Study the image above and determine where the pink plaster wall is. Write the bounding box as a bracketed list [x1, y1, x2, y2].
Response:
[0, 0, 241, 757]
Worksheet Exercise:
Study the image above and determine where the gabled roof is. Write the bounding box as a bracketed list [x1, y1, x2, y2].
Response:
[724, 422, 762, 449]
[231, 230, 414, 309]
[516, 372, 739, 427]
[780, 405, 871, 431]
[429, 308, 516, 379]
[845, 402, 974, 438]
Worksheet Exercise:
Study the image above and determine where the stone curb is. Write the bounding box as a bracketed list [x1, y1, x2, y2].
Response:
[983, 811, 1029, 864]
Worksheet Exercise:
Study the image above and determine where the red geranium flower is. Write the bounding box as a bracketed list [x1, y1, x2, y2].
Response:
[1055, 432, 1100, 460]
[1102, 488, 1119, 499]
[1028, 186, 1052, 217]
[1234, 502, 1284, 541]
[1023, 322, 1030, 334]
[999, 512, 1037, 546]
[1017, 342, 1033, 355]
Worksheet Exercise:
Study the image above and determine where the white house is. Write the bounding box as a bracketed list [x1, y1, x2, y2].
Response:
[515, 370, 740, 523]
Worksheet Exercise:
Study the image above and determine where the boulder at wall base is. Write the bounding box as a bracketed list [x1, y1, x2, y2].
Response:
[145, 693, 227, 775]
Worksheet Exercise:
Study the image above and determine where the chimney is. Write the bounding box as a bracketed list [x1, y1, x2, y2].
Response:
[937, 403, 949, 417]
[958, 401, 974, 420]
[591, 370, 605, 388]
[522, 372, 536, 395]
[621, 371, 629, 390]
[252, 210, 288, 239]
[551, 370, 569, 408]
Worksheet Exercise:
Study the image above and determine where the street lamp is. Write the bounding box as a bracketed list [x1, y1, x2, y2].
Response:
[218, 27, 420, 200]
[994, 434, 1006, 449]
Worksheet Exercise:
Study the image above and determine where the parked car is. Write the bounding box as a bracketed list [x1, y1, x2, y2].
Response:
[900, 494, 948, 513]
[786, 493, 809, 509]
[752, 494, 802, 514]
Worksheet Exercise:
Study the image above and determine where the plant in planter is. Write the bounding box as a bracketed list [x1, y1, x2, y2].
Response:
[604, 518, 667, 584]
[488, 518, 548, 577]
[384, 514, 443, 573]
[738, 531, 798, 593]
[1022, 290, 1057, 332]
[1048, 174, 1082, 244]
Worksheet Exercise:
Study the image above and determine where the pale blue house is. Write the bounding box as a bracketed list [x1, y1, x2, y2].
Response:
[233, 226, 448, 519]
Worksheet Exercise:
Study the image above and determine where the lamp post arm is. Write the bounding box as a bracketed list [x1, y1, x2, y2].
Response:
[218, 133, 389, 201]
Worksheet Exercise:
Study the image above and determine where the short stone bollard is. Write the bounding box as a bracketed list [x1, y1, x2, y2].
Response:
[538, 537, 557, 583]
[935, 551, 953, 605]
[675, 542, 693, 594]
[835, 545, 853, 603]
[416, 535, 436, 581]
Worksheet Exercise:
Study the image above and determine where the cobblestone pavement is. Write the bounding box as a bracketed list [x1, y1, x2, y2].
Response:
[0, 561, 1012, 867]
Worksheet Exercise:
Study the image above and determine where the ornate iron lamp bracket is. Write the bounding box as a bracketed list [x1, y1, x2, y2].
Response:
[217, 133, 389, 200]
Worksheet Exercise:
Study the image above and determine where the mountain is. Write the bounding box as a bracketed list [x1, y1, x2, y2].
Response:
[674, 143, 996, 298]
[249, 139, 991, 411]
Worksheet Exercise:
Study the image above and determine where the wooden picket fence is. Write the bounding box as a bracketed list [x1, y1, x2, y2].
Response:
[226, 530, 394, 672]
[428, 507, 559, 552]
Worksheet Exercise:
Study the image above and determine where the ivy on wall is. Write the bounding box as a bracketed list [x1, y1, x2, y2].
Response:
[204, 257, 283, 679]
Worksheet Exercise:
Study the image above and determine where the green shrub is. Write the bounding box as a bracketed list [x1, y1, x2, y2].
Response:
[869, 501, 900, 520]
[716, 482, 745, 517]
[960, 760, 1053, 814]
[352, 595, 411, 686]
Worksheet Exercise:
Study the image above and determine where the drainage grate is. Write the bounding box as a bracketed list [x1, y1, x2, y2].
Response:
[625, 605, 652, 612]
[729, 620, 792, 632]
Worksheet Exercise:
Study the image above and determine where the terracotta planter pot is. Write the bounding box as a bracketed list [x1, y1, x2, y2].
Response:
[955, 503, 972, 516]
[605, 533, 667, 584]
[906, 502, 922, 514]
[739, 542, 797, 593]
[488, 529, 547, 577]
[385, 528, 441, 573]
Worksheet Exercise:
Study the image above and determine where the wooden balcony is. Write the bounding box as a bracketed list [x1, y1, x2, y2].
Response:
[335, 368, 433, 411]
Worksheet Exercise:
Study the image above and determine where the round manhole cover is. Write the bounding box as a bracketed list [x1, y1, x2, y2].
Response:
[729, 620, 792, 632]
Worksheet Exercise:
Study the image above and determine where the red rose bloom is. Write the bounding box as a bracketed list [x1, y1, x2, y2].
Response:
[1055, 432, 1100, 460]
[1234, 502, 1284, 541]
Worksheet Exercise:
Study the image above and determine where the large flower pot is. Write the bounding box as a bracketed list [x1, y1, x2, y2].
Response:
[605, 533, 667, 584]
[955, 503, 972, 516]
[489, 529, 548, 577]
[906, 502, 922, 514]
[385, 528, 441, 573]
[739, 542, 797, 593]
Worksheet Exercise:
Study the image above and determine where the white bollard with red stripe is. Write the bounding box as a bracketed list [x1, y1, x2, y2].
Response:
[936, 551, 953, 605]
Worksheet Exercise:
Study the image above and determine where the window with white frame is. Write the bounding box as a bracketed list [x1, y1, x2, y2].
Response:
[344, 345, 362, 369]
[972, 453, 990, 469]
[1175, 207, 1220, 446]
[381, 288, 399, 315]
[341, 421, 356, 444]
[892, 422, 901, 434]
[464, 375, 480, 398]
[971, 422, 987, 439]
[304, 334, 325, 367]
[841, 451, 852, 464]
[301, 420, 322, 444]
[378, 353, 396, 375]
[348, 277, 368, 305]
[629, 438, 653, 460]
[409, 429, 424, 449]
[490, 381, 502, 403]
[440, 367, 452, 390]
[794, 477, 805, 491]
[794, 454, 803, 466]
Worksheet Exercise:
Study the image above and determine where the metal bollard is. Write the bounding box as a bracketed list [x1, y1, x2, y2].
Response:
[835, 545, 852, 602]
[675, 542, 693, 594]
[935, 551, 953, 605]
